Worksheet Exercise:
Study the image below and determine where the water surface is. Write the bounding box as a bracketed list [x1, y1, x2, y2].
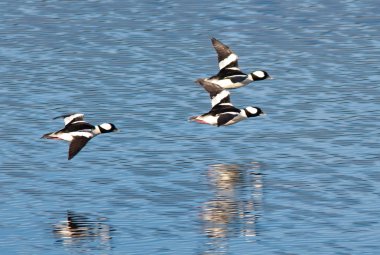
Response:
[0, 0, 380, 254]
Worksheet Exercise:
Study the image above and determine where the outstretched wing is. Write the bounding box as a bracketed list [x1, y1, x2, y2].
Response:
[54, 113, 85, 126]
[196, 79, 231, 107]
[211, 37, 239, 70]
[68, 135, 92, 160]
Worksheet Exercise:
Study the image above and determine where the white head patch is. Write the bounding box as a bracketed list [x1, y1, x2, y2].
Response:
[246, 106, 258, 115]
[100, 123, 112, 131]
[252, 71, 265, 78]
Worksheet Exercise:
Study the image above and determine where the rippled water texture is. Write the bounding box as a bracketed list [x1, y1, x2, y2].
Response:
[1, 0, 380, 254]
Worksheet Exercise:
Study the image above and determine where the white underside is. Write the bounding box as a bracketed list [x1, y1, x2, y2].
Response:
[195, 115, 219, 126]
[207, 76, 253, 89]
[194, 112, 247, 126]
[49, 131, 94, 142]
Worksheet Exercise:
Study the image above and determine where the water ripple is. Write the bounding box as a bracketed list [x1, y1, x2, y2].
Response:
[1, 0, 380, 254]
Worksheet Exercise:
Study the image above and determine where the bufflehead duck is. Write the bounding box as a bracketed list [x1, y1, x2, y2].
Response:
[41, 113, 118, 160]
[201, 37, 272, 89]
[189, 79, 265, 126]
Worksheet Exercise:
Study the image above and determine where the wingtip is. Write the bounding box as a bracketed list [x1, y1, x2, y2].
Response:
[211, 37, 222, 44]
[197, 79, 223, 90]
[41, 133, 51, 139]
[53, 113, 83, 120]
[53, 113, 71, 120]
[53, 114, 66, 120]
[195, 78, 205, 85]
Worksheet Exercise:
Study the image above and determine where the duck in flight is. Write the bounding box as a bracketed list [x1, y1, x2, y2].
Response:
[200, 37, 272, 89]
[41, 113, 118, 160]
[189, 79, 265, 127]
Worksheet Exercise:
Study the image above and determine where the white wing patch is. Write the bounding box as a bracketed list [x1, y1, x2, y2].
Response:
[226, 67, 240, 71]
[63, 113, 84, 125]
[211, 90, 230, 107]
[196, 115, 219, 126]
[218, 53, 238, 70]
[54, 133, 75, 142]
[70, 132, 94, 139]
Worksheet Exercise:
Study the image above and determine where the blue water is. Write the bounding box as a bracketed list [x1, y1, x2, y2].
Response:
[1, 0, 380, 254]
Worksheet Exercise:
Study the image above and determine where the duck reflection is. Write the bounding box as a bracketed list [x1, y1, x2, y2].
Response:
[53, 211, 112, 249]
[201, 162, 263, 240]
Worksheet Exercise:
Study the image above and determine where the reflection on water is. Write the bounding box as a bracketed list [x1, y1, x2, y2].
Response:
[53, 211, 113, 252]
[201, 163, 263, 253]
